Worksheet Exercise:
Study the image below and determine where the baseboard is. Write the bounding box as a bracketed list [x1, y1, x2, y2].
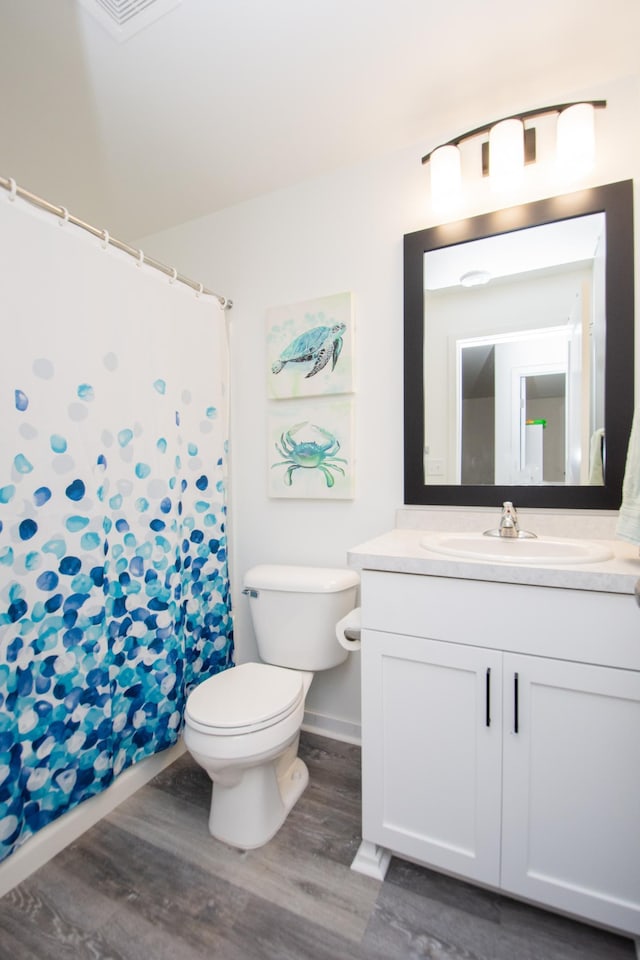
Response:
[302, 710, 361, 745]
[0, 740, 185, 898]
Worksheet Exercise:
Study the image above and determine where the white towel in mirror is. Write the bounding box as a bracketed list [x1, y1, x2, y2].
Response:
[588, 427, 605, 485]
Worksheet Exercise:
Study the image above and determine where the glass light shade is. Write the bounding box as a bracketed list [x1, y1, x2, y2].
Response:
[557, 103, 595, 178]
[430, 144, 462, 209]
[489, 118, 524, 191]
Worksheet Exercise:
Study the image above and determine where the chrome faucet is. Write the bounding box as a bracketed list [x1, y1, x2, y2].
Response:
[498, 501, 519, 538]
[483, 501, 536, 539]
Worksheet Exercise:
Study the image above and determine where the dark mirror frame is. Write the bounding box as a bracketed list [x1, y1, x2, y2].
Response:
[404, 180, 635, 510]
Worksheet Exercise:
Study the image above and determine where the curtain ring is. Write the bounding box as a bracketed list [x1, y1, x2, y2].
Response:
[101, 229, 110, 249]
[58, 206, 70, 226]
[169, 267, 177, 284]
[196, 282, 204, 299]
[137, 249, 144, 267]
[7, 178, 17, 201]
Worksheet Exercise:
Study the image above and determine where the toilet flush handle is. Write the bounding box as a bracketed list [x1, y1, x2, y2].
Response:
[242, 587, 258, 598]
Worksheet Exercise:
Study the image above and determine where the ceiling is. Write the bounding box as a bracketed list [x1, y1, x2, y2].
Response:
[1, 0, 638, 241]
[425, 213, 605, 290]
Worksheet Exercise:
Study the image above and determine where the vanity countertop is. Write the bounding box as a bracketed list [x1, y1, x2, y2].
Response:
[348, 528, 640, 595]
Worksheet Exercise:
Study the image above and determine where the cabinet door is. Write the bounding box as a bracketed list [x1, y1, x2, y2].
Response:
[361, 630, 502, 885]
[501, 653, 640, 936]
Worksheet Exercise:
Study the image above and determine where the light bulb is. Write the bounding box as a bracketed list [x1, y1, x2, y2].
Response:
[430, 144, 462, 210]
[489, 118, 524, 192]
[557, 103, 595, 178]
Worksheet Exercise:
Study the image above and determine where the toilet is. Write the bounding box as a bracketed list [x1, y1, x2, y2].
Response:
[183, 564, 359, 849]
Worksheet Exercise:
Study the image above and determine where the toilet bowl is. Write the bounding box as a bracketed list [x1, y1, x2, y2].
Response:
[184, 661, 313, 848]
[183, 564, 359, 849]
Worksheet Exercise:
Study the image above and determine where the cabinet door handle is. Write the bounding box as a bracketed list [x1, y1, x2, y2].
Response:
[485, 667, 491, 727]
[514, 672, 519, 734]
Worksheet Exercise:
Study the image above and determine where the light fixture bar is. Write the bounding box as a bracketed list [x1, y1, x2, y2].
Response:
[421, 100, 606, 165]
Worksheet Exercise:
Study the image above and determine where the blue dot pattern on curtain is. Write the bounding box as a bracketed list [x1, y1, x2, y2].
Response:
[0, 357, 233, 863]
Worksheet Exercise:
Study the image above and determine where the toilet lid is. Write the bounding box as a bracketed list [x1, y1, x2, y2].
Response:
[185, 662, 304, 734]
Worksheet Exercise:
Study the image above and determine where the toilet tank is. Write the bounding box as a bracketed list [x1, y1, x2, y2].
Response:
[243, 564, 359, 671]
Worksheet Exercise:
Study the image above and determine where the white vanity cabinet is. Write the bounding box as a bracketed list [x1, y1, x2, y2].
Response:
[362, 628, 503, 884]
[357, 568, 640, 938]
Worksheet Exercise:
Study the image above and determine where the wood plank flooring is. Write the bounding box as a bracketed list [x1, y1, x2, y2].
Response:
[0, 732, 636, 959]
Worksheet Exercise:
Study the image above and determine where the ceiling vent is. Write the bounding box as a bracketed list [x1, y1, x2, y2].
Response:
[77, 0, 183, 42]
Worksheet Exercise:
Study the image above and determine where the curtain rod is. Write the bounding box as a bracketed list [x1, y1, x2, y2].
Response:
[1, 176, 232, 310]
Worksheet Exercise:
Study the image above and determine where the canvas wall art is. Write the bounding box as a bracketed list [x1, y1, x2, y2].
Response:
[267, 396, 355, 499]
[266, 292, 353, 399]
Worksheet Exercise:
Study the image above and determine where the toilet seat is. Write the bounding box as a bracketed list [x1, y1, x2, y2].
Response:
[185, 662, 304, 736]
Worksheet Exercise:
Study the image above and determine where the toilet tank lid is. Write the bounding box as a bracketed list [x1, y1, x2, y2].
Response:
[244, 564, 359, 593]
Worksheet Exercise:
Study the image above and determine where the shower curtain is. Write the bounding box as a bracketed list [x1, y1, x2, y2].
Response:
[0, 193, 234, 862]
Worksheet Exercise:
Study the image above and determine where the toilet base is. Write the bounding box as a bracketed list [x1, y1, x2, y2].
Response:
[208, 742, 309, 849]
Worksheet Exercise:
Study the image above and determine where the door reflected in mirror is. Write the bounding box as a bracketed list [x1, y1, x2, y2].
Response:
[404, 181, 634, 509]
[458, 336, 572, 486]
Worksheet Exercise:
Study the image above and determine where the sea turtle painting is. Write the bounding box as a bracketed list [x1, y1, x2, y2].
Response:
[271, 322, 346, 379]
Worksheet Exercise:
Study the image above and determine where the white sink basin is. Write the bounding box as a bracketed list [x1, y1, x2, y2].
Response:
[420, 532, 613, 565]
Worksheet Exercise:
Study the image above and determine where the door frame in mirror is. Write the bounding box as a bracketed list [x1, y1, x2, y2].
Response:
[404, 180, 635, 509]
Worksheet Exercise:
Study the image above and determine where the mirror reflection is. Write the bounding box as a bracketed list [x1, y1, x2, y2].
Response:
[403, 181, 634, 510]
[424, 213, 606, 486]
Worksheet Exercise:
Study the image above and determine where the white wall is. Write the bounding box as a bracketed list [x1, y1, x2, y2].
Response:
[139, 75, 640, 739]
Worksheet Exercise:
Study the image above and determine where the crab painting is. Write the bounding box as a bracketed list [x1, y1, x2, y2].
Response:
[271, 322, 346, 379]
[272, 421, 347, 487]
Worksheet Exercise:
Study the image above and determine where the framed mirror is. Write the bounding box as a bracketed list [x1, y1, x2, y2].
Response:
[404, 180, 635, 509]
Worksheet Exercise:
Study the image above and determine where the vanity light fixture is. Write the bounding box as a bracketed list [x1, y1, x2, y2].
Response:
[422, 100, 606, 207]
